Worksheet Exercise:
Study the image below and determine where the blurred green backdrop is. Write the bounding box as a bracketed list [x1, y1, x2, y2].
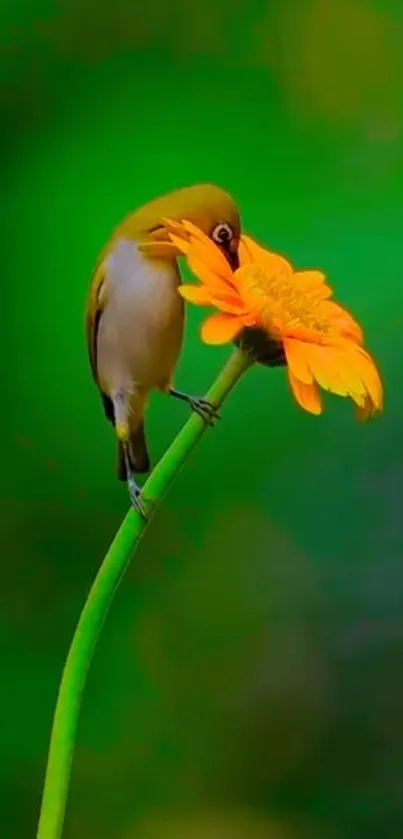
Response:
[1, 0, 403, 837]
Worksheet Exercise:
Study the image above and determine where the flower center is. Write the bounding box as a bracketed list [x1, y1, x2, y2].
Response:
[241, 266, 331, 339]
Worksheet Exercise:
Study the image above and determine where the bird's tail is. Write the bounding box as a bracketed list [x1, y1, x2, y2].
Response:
[117, 420, 150, 481]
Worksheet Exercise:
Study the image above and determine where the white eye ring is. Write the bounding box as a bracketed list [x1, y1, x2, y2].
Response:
[211, 222, 233, 245]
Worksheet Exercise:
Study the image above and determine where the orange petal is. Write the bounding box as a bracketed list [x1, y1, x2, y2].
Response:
[188, 238, 234, 282]
[209, 294, 247, 315]
[200, 313, 245, 344]
[293, 269, 326, 286]
[328, 345, 368, 398]
[238, 235, 276, 266]
[178, 282, 245, 315]
[161, 217, 191, 240]
[355, 396, 375, 421]
[305, 345, 349, 396]
[165, 217, 224, 250]
[293, 270, 333, 300]
[178, 284, 213, 306]
[168, 232, 191, 255]
[181, 220, 234, 280]
[304, 340, 383, 415]
[355, 386, 383, 420]
[186, 250, 239, 300]
[181, 218, 217, 242]
[239, 235, 293, 277]
[283, 338, 313, 384]
[167, 220, 234, 283]
[234, 265, 273, 319]
[238, 236, 259, 266]
[288, 370, 322, 415]
[322, 301, 364, 344]
[352, 346, 383, 411]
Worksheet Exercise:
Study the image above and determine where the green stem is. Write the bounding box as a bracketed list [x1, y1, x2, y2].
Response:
[36, 347, 253, 839]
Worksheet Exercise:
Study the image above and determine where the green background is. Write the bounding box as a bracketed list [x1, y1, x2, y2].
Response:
[1, 0, 402, 836]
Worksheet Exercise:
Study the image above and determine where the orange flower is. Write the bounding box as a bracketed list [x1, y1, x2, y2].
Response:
[165, 218, 383, 420]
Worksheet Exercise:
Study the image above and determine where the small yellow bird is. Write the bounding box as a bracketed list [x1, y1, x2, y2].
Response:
[86, 184, 241, 513]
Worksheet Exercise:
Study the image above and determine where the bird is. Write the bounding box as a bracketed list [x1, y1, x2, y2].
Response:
[85, 183, 241, 515]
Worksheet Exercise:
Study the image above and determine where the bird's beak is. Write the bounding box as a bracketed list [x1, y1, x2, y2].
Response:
[225, 238, 240, 270]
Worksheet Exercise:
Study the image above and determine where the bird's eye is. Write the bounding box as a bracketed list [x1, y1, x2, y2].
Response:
[211, 222, 234, 247]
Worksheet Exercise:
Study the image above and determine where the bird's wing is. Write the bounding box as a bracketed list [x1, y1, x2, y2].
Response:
[85, 256, 108, 385]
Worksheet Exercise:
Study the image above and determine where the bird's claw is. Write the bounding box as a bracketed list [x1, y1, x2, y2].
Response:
[127, 476, 149, 520]
[189, 397, 220, 425]
[168, 387, 220, 424]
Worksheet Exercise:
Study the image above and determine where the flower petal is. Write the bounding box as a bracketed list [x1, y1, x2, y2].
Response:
[234, 265, 272, 318]
[283, 338, 313, 384]
[209, 294, 248, 315]
[288, 370, 322, 415]
[352, 346, 383, 411]
[181, 218, 217, 242]
[178, 282, 245, 315]
[322, 301, 364, 343]
[238, 236, 259, 266]
[181, 220, 234, 279]
[238, 236, 273, 266]
[355, 392, 382, 421]
[161, 217, 190, 238]
[301, 340, 383, 415]
[293, 269, 326, 287]
[188, 238, 234, 283]
[138, 239, 179, 254]
[257, 247, 293, 278]
[329, 347, 368, 398]
[167, 221, 233, 282]
[293, 270, 333, 300]
[168, 232, 191, 255]
[240, 235, 293, 277]
[200, 313, 245, 344]
[305, 345, 349, 396]
[178, 284, 212, 305]
[186, 251, 239, 299]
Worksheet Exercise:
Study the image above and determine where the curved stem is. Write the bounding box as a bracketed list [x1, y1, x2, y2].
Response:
[36, 348, 253, 839]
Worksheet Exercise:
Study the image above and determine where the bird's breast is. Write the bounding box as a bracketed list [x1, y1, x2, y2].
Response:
[96, 238, 184, 393]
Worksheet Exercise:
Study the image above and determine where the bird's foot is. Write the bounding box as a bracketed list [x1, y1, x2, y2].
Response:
[188, 396, 220, 425]
[168, 387, 220, 424]
[127, 475, 149, 520]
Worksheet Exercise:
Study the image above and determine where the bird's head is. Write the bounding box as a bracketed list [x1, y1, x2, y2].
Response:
[129, 183, 240, 270]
